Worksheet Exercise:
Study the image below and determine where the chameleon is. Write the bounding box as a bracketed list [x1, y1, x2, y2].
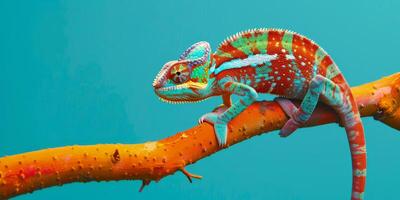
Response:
[152, 28, 366, 200]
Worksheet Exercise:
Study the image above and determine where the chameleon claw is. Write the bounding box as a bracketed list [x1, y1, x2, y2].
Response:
[214, 122, 228, 147]
[198, 104, 229, 124]
[138, 179, 151, 192]
[198, 112, 218, 124]
[180, 167, 202, 183]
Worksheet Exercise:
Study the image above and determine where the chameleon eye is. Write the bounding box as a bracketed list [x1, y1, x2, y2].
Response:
[170, 64, 190, 84]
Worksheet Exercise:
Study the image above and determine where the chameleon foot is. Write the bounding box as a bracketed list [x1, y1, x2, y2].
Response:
[198, 112, 228, 147]
[279, 119, 301, 137]
[180, 167, 202, 183]
[275, 97, 302, 137]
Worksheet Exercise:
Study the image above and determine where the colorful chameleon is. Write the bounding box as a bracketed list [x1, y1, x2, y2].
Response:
[153, 28, 366, 200]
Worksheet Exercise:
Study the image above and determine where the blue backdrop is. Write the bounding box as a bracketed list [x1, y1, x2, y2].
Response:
[0, 0, 399, 199]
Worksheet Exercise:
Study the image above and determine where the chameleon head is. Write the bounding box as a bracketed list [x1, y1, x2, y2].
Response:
[153, 41, 213, 103]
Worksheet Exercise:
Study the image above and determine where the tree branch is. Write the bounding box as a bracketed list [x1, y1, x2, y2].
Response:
[1, 73, 399, 199]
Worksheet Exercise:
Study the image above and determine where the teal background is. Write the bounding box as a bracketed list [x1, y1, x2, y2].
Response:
[0, 0, 399, 199]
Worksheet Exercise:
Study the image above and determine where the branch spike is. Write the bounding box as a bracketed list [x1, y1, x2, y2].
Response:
[138, 179, 150, 192]
[180, 167, 202, 183]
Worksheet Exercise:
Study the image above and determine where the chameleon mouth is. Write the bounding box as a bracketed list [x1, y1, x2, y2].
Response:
[155, 82, 209, 104]
[157, 96, 209, 104]
[155, 84, 191, 92]
[155, 81, 208, 92]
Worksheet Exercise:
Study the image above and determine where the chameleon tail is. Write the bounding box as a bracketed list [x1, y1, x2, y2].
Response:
[277, 75, 366, 200]
[342, 89, 367, 200]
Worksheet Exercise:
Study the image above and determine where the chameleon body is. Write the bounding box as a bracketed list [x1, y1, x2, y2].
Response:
[153, 28, 366, 200]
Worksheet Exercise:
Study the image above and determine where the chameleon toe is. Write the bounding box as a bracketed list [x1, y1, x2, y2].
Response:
[279, 119, 300, 137]
[214, 122, 228, 147]
[199, 112, 218, 124]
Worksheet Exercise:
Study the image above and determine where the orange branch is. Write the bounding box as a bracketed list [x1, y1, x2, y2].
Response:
[0, 73, 399, 199]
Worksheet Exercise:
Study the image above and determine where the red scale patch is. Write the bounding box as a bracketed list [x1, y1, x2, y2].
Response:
[254, 78, 274, 93]
[213, 42, 247, 68]
[254, 63, 275, 93]
[213, 37, 249, 68]
[292, 34, 319, 82]
[321, 55, 346, 84]
[213, 42, 247, 67]
[317, 54, 333, 78]
[267, 30, 285, 53]
[263, 30, 296, 95]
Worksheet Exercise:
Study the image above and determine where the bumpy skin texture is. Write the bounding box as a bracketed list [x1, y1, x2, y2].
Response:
[153, 28, 366, 200]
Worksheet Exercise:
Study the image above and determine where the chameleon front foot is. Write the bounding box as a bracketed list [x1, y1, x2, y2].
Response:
[198, 112, 228, 147]
[180, 167, 202, 183]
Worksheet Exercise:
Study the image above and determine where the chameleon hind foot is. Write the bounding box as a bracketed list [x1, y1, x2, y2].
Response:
[280, 118, 301, 137]
[198, 112, 228, 147]
[275, 97, 302, 137]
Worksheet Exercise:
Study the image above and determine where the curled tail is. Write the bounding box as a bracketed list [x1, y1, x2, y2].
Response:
[342, 89, 367, 200]
[278, 74, 367, 200]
